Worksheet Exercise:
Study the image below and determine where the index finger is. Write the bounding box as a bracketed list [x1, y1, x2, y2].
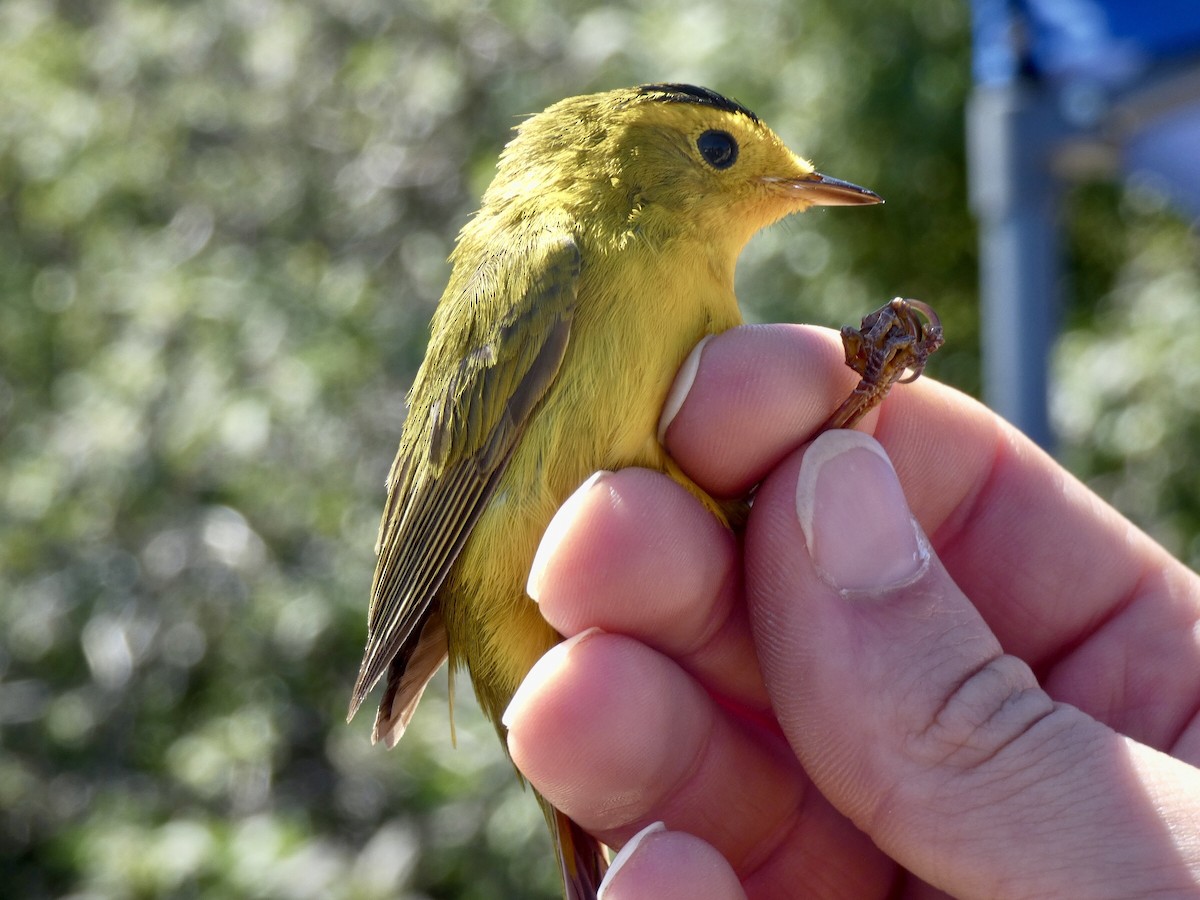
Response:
[660, 324, 1195, 685]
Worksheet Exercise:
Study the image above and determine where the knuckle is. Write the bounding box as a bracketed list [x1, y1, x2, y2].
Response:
[912, 653, 1057, 772]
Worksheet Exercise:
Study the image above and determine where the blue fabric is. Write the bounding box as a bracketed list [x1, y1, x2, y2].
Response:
[973, 0, 1200, 85]
[972, 0, 1200, 217]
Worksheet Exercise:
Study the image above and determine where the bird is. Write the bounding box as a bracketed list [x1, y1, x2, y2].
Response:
[347, 83, 882, 899]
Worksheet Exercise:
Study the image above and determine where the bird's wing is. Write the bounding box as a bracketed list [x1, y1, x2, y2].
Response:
[348, 232, 581, 740]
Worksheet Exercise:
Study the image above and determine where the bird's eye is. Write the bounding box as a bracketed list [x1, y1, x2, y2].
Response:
[696, 130, 738, 169]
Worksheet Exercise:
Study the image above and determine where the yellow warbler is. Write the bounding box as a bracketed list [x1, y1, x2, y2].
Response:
[348, 83, 881, 899]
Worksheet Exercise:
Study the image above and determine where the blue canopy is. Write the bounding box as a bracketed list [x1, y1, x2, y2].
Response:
[974, 0, 1200, 86]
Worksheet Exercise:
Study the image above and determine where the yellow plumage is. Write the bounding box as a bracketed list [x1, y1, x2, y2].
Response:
[348, 83, 881, 899]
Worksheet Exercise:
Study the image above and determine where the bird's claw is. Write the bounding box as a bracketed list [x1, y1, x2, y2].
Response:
[821, 297, 944, 431]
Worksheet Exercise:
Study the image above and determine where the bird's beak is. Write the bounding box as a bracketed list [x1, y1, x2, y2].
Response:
[767, 172, 883, 206]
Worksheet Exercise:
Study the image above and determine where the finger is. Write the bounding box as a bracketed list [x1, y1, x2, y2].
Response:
[659, 325, 860, 499]
[746, 430, 1200, 897]
[504, 629, 893, 897]
[597, 822, 746, 900]
[661, 324, 1200, 751]
[528, 468, 765, 711]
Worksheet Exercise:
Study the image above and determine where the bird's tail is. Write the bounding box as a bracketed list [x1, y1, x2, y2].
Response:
[539, 794, 607, 900]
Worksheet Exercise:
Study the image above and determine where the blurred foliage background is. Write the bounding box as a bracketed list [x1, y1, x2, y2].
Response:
[0, 0, 1196, 897]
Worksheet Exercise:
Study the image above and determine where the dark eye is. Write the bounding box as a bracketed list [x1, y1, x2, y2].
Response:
[696, 130, 738, 169]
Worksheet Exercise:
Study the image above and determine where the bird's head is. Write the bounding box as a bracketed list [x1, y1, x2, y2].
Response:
[482, 83, 880, 255]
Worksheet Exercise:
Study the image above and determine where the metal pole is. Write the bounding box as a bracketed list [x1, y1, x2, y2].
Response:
[967, 85, 1065, 450]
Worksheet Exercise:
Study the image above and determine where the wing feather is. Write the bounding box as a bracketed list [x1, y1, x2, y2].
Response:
[348, 232, 581, 725]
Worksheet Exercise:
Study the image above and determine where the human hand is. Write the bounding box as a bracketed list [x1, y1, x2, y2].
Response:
[503, 324, 1200, 899]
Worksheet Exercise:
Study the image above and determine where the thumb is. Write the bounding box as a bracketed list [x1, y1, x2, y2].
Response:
[745, 429, 1200, 899]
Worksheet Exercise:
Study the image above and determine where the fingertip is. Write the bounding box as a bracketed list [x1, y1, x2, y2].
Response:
[599, 820, 667, 900]
[523, 465, 764, 710]
[658, 335, 712, 444]
[527, 470, 612, 602]
[504, 632, 712, 834]
[662, 324, 854, 497]
[502, 627, 604, 730]
[599, 823, 746, 900]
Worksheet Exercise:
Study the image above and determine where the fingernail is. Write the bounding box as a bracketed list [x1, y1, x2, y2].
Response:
[795, 430, 927, 592]
[597, 821, 667, 900]
[527, 471, 610, 602]
[501, 627, 604, 729]
[657, 335, 713, 444]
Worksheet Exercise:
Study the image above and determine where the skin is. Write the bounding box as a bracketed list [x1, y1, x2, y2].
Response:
[347, 85, 881, 898]
[506, 324, 1200, 899]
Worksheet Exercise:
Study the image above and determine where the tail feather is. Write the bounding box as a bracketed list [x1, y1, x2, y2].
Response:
[541, 796, 606, 900]
[371, 612, 448, 748]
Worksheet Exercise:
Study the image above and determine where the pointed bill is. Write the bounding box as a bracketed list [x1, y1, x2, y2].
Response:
[766, 171, 883, 206]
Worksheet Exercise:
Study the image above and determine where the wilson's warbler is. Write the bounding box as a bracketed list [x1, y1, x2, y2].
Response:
[348, 83, 881, 899]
